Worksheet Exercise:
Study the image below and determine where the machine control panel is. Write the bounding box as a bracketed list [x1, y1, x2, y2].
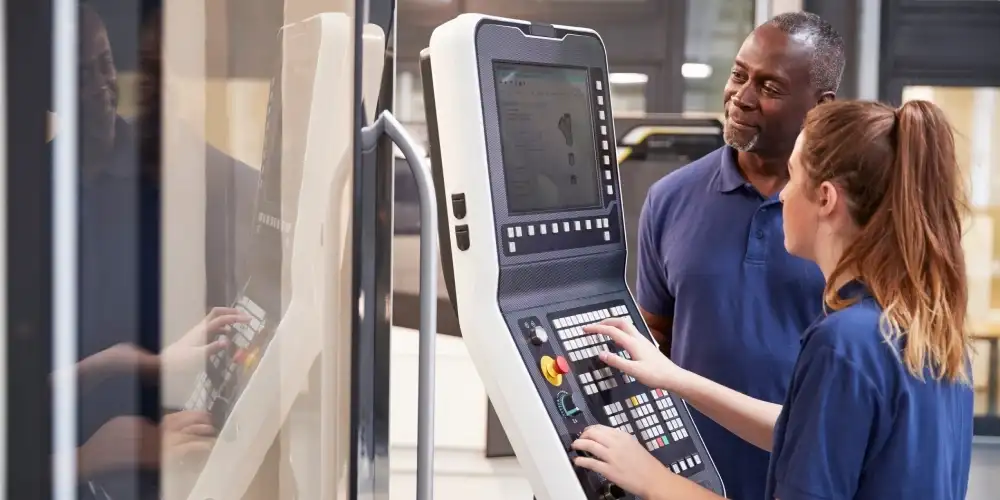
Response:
[423, 13, 725, 499]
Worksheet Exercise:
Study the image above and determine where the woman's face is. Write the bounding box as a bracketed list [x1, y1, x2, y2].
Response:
[779, 132, 822, 261]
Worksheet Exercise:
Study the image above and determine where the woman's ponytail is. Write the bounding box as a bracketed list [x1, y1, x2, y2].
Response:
[802, 99, 971, 383]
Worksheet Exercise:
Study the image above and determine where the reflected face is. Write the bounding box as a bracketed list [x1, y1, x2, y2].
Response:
[80, 8, 119, 149]
[722, 25, 817, 156]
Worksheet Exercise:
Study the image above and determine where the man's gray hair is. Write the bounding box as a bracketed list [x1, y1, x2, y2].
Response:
[765, 12, 846, 94]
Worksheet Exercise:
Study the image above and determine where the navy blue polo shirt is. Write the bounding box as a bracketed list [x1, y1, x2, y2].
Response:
[767, 280, 973, 499]
[635, 146, 825, 499]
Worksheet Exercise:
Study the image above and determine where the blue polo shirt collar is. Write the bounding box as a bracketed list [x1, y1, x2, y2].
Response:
[714, 145, 746, 193]
[714, 146, 786, 203]
[806, 279, 876, 343]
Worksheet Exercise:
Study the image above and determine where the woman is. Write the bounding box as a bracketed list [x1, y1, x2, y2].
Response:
[573, 99, 974, 500]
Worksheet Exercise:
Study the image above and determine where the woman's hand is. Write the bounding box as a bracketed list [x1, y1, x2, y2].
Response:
[584, 318, 688, 392]
[571, 425, 671, 498]
[161, 307, 250, 376]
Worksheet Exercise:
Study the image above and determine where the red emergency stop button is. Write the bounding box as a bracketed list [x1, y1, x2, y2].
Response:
[554, 356, 570, 375]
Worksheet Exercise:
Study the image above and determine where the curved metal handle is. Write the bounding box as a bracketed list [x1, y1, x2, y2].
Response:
[362, 111, 437, 500]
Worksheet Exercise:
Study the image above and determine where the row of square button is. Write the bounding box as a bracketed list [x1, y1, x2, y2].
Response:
[665, 418, 684, 434]
[567, 343, 611, 362]
[504, 219, 614, 253]
[626, 391, 650, 408]
[645, 435, 669, 452]
[553, 304, 624, 328]
[559, 326, 606, 342]
[579, 367, 614, 385]
[583, 376, 619, 395]
[656, 397, 675, 411]
[670, 454, 702, 474]
[562, 333, 607, 352]
[666, 419, 689, 442]
[506, 218, 611, 239]
[635, 412, 661, 431]
[640, 423, 666, 442]
[630, 402, 656, 420]
[603, 401, 625, 416]
[662, 407, 680, 420]
[608, 412, 629, 427]
[593, 79, 615, 197]
[615, 422, 636, 435]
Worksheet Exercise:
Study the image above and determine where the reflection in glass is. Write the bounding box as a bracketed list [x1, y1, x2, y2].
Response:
[65, 1, 366, 498]
[902, 86, 1000, 425]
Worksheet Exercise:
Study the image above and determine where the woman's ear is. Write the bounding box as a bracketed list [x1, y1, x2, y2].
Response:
[816, 181, 839, 218]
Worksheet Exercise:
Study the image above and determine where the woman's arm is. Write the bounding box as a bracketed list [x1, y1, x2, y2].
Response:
[50, 343, 159, 394]
[672, 370, 783, 452]
[586, 319, 783, 452]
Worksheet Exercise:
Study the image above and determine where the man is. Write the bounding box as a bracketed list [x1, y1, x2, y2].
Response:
[635, 12, 846, 500]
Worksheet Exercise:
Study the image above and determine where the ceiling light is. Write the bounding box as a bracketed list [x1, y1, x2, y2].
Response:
[682, 63, 713, 79]
[608, 72, 649, 85]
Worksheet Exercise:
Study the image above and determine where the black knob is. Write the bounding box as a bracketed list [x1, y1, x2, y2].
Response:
[600, 483, 626, 500]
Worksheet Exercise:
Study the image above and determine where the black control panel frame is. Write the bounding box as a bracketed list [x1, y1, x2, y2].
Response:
[423, 18, 725, 500]
[474, 23, 623, 264]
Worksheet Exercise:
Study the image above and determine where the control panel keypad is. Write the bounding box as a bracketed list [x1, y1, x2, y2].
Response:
[542, 299, 707, 481]
[553, 305, 630, 372]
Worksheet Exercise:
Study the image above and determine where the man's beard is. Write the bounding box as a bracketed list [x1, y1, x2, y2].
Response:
[723, 120, 760, 152]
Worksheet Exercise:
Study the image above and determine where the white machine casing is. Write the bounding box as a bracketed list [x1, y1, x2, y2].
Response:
[427, 13, 612, 500]
[177, 14, 385, 500]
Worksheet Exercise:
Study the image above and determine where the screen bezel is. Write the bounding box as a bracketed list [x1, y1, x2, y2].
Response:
[492, 60, 603, 216]
[474, 21, 621, 266]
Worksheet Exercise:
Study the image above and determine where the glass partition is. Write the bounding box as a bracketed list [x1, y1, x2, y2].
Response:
[4, 0, 401, 497]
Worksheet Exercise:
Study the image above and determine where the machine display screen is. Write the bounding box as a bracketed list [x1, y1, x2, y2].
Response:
[494, 62, 601, 214]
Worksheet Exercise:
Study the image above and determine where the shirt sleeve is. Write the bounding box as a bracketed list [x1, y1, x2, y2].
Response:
[634, 192, 675, 317]
[772, 345, 881, 500]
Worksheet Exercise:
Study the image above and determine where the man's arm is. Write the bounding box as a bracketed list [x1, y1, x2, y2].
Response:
[635, 189, 675, 356]
[639, 306, 672, 357]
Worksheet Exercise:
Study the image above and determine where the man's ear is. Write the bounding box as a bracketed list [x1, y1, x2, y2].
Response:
[817, 91, 836, 105]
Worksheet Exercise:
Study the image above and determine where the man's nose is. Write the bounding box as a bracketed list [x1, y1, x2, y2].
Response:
[732, 84, 758, 109]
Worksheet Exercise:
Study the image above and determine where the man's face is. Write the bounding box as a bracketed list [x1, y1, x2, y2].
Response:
[80, 10, 119, 149]
[722, 25, 819, 157]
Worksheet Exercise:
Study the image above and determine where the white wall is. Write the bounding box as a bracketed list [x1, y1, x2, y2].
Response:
[389, 327, 532, 500]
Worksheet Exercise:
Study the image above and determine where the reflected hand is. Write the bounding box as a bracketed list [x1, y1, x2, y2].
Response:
[162, 307, 250, 375]
[572, 425, 671, 498]
[583, 318, 685, 391]
[161, 410, 217, 464]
